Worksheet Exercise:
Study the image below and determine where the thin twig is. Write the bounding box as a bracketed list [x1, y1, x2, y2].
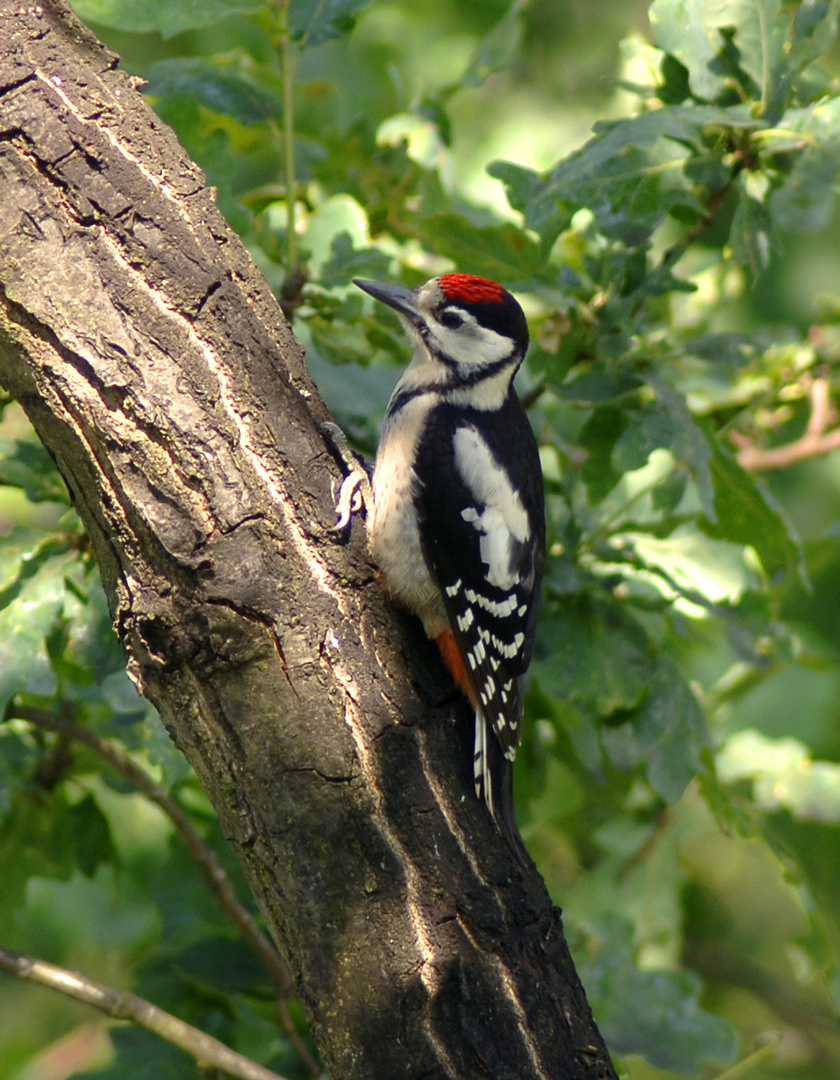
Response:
[735, 426, 840, 471]
[278, 0, 297, 274]
[633, 161, 744, 324]
[11, 704, 291, 990]
[807, 376, 831, 436]
[711, 1039, 779, 1080]
[0, 946, 289, 1080]
[7, 704, 322, 1077]
[734, 376, 840, 472]
[519, 380, 547, 411]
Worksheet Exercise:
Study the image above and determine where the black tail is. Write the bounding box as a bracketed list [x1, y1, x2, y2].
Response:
[474, 712, 530, 867]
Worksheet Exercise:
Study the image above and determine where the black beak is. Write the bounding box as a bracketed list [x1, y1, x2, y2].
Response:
[353, 278, 422, 323]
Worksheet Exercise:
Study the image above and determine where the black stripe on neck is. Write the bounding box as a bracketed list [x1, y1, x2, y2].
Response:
[443, 351, 521, 389]
[385, 350, 522, 419]
[387, 385, 429, 416]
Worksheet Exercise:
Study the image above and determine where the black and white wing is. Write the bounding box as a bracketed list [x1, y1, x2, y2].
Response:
[414, 394, 544, 832]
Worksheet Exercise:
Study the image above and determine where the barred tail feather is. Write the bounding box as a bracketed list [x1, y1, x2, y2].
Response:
[473, 709, 493, 811]
[473, 711, 529, 866]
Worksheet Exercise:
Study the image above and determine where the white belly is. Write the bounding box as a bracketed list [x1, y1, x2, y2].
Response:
[370, 395, 448, 637]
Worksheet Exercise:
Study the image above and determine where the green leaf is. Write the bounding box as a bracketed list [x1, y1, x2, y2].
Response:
[576, 917, 738, 1073]
[791, 0, 840, 74]
[289, 0, 373, 48]
[319, 232, 392, 288]
[562, 814, 687, 963]
[0, 529, 69, 612]
[718, 728, 840, 822]
[143, 60, 282, 124]
[303, 194, 380, 275]
[794, 0, 838, 44]
[769, 144, 839, 231]
[697, 747, 755, 835]
[141, 936, 267, 1000]
[151, 828, 248, 948]
[0, 439, 69, 503]
[579, 406, 627, 504]
[700, 436, 804, 585]
[137, 710, 193, 790]
[650, 0, 734, 102]
[307, 315, 379, 366]
[71, 0, 263, 38]
[537, 588, 709, 798]
[555, 362, 643, 404]
[765, 98, 840, 232]
[412, 214, 544, 284]
[627, 529, 761, 608]
[0, 536, 126, 721]
[0, 727, 36, 816]
[730, 177, 776, 276]
[632, 655, 709, 800]
[596, 653, 710, 799]
[763, 95, 840, 152]
[652, 466, 688, 513]
[486, 161, 543, 220]
[658, 51, 692, 105]
[100, 670, 147, 720]
[490, 104, 756, 253]
[535, 596, 656, 721]
[457, 0, 527, 90]
[57, 570, 131, 691]
[304, 353, 395, 450]
[650, 0, 790, 116]
[0, 790, 78, 918]
[721, 0, 789, 117]
[68, 794, 118, 877]
[0, 531, 78, 712]
[613, 378, 714, 517]
[612, 399, 676, 480]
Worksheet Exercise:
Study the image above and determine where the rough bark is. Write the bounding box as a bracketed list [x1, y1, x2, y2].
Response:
[0, 4, 617, 1078]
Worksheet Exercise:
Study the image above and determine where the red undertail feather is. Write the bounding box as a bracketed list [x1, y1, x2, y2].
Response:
[436, 631, 475, 704]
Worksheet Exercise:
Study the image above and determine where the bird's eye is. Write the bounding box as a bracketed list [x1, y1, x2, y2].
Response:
[438, 308, 465, 329]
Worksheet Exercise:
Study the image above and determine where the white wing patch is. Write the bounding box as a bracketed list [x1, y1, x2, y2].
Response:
[453, 425, 529, 590]
[464, 586, 517, 618]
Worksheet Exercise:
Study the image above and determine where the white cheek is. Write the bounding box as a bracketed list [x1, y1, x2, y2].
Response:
[431, 324, 512, 368]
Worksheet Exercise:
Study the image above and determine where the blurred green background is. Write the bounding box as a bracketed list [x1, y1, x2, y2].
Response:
[2, 1, 840, 1078]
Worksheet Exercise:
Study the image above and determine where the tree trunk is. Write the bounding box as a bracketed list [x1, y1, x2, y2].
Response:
[0, 4, 617, 1078]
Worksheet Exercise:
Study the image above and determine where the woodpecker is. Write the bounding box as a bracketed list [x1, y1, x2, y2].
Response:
[342, 273, 545, 852]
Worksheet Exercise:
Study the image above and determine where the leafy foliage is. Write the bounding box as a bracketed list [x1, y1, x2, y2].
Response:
[576, 917, 738, 1073]
[3, 0, 840, 1078]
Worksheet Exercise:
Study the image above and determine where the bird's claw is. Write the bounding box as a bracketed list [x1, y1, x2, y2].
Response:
[321, 422, 373, 533]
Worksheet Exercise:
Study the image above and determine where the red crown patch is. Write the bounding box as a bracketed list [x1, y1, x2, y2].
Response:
[439, 273, 506, 306]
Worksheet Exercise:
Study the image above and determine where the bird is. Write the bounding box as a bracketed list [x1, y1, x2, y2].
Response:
[337, 272, 545, 856]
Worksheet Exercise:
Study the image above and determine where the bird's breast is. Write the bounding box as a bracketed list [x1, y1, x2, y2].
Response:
[370, 393, 448, 636]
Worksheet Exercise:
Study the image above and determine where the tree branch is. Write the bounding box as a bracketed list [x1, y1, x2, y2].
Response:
[0, 946, 291, 1080]
[0, 4, 617, 1078]
[735, 426, 840, 471]
[733, 376, 840, 472]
